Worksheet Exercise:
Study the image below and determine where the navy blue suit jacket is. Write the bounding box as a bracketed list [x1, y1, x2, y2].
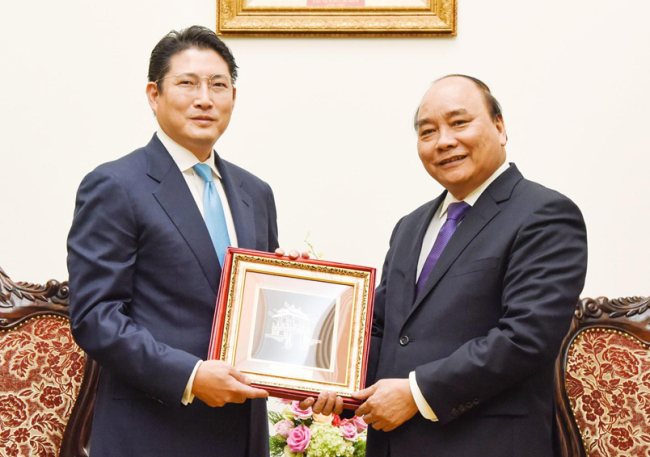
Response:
[67, 134, 279, 457]
[366, 164, 588, 457]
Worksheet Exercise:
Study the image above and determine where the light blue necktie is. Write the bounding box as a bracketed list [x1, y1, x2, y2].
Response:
[193, 163, 231, 267]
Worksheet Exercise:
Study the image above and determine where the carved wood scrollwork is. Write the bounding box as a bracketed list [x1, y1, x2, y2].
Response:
[571, 295, 650, 343]
[0, 266, 70, 328]
[576, 295, 650, 320]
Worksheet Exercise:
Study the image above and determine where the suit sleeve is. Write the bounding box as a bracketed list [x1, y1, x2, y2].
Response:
[67, 169, 200, 405]
[367, 217, 404, 386]
[414, 196, 587, 424]
[265, 182, 280, 252]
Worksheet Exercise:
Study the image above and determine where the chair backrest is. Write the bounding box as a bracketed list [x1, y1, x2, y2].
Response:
[0, 266, 99, 457]
[555, 295, 650, 457]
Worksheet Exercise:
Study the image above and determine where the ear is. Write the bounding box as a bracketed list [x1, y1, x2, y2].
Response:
[232, 86, 237, 108]
[146, 81, 160, 114]
[495, 115, 507, 146]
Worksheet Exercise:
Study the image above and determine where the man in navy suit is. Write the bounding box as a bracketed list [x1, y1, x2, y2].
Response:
[354, 75, 588, 456]
[68, 26, 276, 456]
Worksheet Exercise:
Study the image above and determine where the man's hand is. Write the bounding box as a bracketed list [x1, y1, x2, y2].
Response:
[299, 391, 344, 416]
[353, 379, 418, 432]
[275, 247, 310, 260]
[192, 360, 268, 407]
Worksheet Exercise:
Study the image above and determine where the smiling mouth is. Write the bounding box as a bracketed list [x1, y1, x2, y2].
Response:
[190, 118, 216, 127]
[439, 155, 467, 166]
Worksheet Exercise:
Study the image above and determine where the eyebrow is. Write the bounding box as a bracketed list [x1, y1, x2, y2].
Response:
[179, 72, 230, 80]
[415, 108, 470, 129]
[445, 109, 469, 117]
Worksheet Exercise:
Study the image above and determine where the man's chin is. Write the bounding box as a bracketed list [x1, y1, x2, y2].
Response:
[431, 167, 470, 186]
[186, 130, 222, 146]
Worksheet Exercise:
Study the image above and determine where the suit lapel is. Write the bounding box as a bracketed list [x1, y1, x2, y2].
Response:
[394, 193, 446, 320]
[408, 164, 524, 318]
[145, 134, 221, 296]
[215, 155, 256, 250]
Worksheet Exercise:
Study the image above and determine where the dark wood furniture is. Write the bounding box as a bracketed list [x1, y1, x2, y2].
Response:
[0, 266, 99, 457]
[555, 295, 650, 457]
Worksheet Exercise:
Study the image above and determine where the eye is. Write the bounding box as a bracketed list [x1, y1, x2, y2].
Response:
[211, 82, 227, 88]
[419, 128, 437, 137]
[178, 79, 195, 86]
[452, 120, 468, 127]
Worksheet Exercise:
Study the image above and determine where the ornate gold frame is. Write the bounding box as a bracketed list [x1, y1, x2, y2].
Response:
[217, 0, 456, 36]
[208, 248, 376, 407]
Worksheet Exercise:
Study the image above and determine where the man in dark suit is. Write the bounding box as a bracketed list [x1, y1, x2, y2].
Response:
[67, 26, 276, 456]
[354, 75, 588, 457]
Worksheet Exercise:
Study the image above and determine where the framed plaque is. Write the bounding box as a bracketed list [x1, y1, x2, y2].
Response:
[208, 248, 376, 408]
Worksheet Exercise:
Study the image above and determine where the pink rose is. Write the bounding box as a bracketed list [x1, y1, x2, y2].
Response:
[340, 420, 358, 441]
[287, 425, 311, 453]
[275, 419, 294, 439]
[352, 415, 368, 432]
[279, 398, 293, 404]
[289, 401, 313, 420]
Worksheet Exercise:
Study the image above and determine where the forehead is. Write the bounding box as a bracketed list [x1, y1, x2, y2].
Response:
[166, 47, 230, 76]
[417, 77, 489, 121]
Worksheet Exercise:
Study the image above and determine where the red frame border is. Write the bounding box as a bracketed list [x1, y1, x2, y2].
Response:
[207, 247, 376, 408]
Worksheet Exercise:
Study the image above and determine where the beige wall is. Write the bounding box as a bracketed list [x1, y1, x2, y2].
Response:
[1, 0, 648, 299]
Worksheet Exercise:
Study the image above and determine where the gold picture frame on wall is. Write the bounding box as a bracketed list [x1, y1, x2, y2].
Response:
[216, 0, 456, 36]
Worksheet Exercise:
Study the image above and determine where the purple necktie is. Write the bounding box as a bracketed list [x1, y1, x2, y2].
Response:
[416, 201, 471, 297]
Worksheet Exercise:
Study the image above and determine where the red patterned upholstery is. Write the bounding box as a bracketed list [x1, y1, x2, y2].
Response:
[566, 330, 650, 456]
[1, 266, 98, 457]
[0, 316, 86, 457]
[555, 296, 650, 457]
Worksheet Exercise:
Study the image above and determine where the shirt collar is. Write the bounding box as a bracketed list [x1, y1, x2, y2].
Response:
[157, 128, 222, 178]
[439, 161, 510, 219]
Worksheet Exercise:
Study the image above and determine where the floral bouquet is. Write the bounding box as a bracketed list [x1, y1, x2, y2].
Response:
[269, 400, 367, 457]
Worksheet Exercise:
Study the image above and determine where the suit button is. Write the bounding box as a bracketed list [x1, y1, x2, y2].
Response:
[399, 336, 410, 346]
[451, 408, 459, 417]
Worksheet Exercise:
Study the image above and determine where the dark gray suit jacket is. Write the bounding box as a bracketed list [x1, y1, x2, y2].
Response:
[67, 134, 279, 457]
[366, 164, 587, 457]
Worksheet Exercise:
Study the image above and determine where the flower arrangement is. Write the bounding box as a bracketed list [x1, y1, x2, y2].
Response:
[269, 400, 368, 457]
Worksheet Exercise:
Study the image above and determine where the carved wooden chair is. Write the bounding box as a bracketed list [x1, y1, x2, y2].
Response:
[0, 266, 99, 457]
[556, 295, 650, 457]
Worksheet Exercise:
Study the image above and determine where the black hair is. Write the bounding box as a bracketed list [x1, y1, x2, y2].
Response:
[148, 25, 238, 92]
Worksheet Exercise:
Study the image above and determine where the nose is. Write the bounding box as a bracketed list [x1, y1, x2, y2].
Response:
[436, 126, 457, 151]
[193, 83, 213, 109]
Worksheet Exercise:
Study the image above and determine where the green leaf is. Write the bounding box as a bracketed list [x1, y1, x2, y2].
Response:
[268, 411, 284, 425]
[353, 439, 367, 457]
[269, 435, 287, 456]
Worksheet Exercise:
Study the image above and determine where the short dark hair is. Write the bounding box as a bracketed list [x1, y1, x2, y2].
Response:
[148, 25, 238, 92]
[414, 74, 503, 130]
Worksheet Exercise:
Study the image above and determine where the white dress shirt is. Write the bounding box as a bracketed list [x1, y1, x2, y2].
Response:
[156, 128, 239, 405]
[409, 161, 510, 421]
